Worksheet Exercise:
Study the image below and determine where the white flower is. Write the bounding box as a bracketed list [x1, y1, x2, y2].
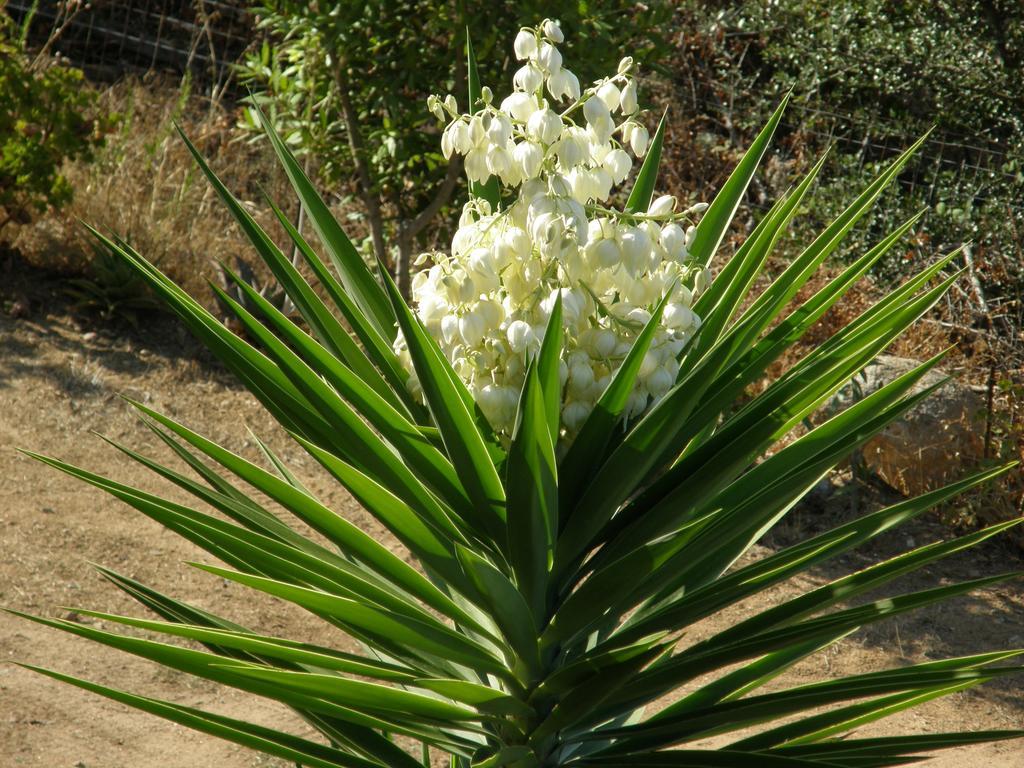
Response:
[441, 128, 455, 159]
[514, 29, 538, 60]
[621, 228, 652, 277]
[618, 56, 634, 75]
[586, 114, 615, 146]
[441, 314, 459, 344]
[664, 302, 696, 331]
[526, 106, 563, 144]
[450, 120, 473, 154]
[547, 68, 580, 102]
[660, 223, 686, 260]
[554, 127, 588, 168]
[501, 92, 538, 123]
[596, 81, 621, 111]
[648, 366, 674, 397]
[486, 112, 512, 145]
[507, 320, 536, 354]
[513, 140, 544, 179]
[465, 148, 489, 182]
[479, 384, 520, 430]
[410, 21, 710, 441]
[538, 42, 562, 75]
[603, 149, 632, 184]
[562, 401, 592, 432]
[514, 63, 544, 93]
[486, 144, 513, 178]
[583, 95, 611, 126]
[459, 312, 485, 346]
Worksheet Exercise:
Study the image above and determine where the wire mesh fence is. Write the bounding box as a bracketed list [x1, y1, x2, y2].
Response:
[6, 0, 254, 91]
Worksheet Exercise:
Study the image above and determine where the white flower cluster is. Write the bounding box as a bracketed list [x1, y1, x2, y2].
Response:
[405, 19, 711, 443]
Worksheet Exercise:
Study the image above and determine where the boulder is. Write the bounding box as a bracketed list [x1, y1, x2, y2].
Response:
[824, 355, 985, 496]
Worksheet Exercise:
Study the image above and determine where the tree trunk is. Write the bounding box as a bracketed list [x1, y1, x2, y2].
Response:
[332, 62, 388, 268]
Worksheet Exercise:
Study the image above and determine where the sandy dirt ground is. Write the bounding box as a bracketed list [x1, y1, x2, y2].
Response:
[1, 265, 1023, 767]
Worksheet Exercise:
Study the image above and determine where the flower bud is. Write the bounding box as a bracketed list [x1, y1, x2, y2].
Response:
[542, 19, 564, 43]
[427, 94, 444, 120]
[480, 86, 493, 105]
[620, 79, 638, 114]
[679, 228, 694, 252]
[648, 194, 676, 217]
[444, 94, 458, 113]
[513, 29, 537, 60]
[440, 127, 455, 159]
[629, 123, 649, 157]
[694, 267, 712, 295]
[618, 56, 635, 75]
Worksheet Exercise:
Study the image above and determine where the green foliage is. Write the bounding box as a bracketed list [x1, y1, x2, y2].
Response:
[672, 0, 1024, 313]
[0, 8, 106, 236]
[65, 236, 165, 327]
[13, 31, 1024, 768]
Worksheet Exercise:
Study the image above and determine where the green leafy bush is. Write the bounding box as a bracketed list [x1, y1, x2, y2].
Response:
[0, 6, 106, 238]
[13, 20, 1023, 768]
[666, 0, 1024, 321]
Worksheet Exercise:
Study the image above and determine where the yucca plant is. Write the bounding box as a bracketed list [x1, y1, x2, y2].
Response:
[11, 20, 1023, 768]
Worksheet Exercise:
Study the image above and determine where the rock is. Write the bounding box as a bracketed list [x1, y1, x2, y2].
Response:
[823, 354, 984, 496]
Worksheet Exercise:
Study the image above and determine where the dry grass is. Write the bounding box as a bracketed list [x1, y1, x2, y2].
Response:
[11, 75, 301, 307]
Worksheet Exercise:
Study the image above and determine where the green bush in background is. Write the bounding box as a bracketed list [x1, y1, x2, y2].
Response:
[0, 4, 107, 239]
[668, 0, 1023, 323]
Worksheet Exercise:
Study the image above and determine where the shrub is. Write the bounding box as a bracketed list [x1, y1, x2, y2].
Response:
[0, 5, 106, 239]
[13, 19, 1023, 768]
